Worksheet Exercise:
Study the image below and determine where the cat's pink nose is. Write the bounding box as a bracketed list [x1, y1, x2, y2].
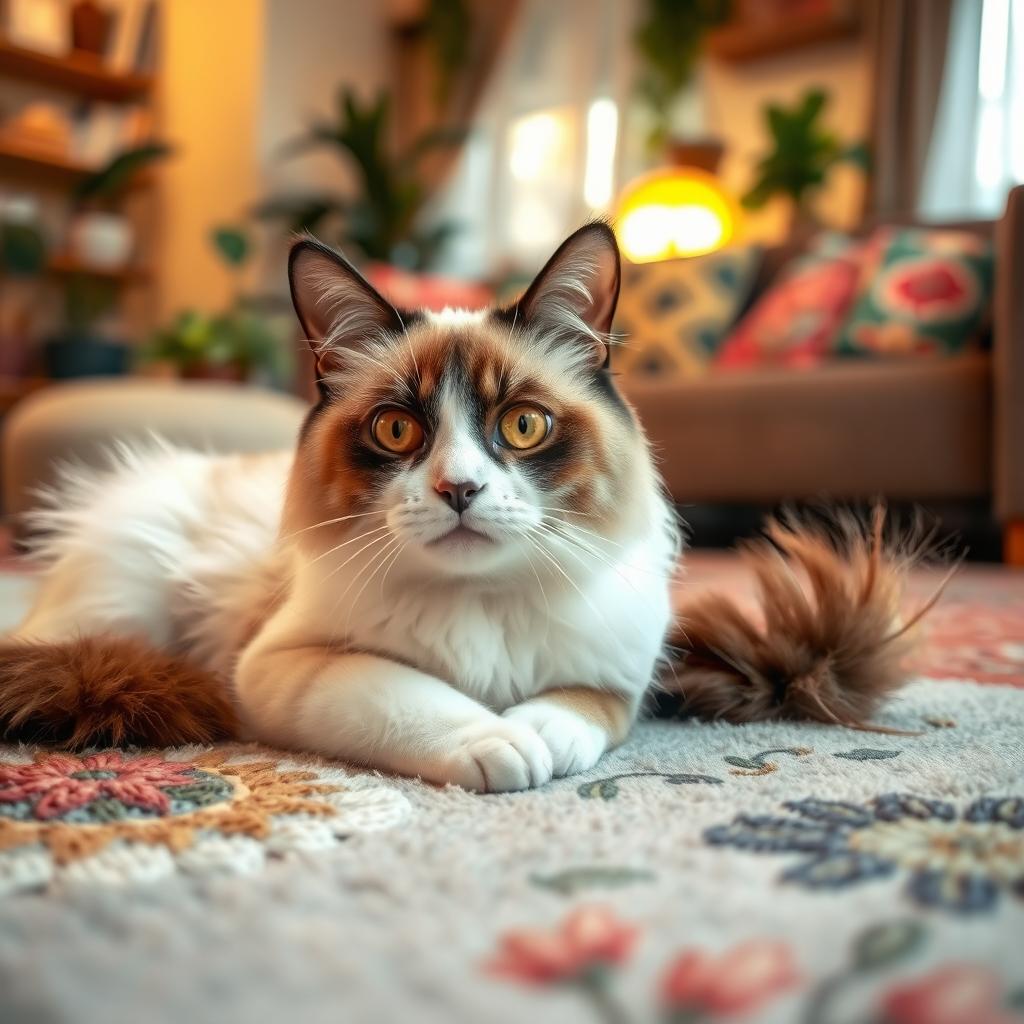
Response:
[435, 479, 485, 514]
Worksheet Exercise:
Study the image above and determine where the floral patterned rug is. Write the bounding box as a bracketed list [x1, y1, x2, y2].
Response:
[0, 561, 1022, 1024]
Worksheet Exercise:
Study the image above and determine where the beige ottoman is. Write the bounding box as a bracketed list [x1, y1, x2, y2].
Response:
[2, 379, 309, 524]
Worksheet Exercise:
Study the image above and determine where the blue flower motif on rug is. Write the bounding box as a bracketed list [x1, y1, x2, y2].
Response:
[705, 794, 1024, 914]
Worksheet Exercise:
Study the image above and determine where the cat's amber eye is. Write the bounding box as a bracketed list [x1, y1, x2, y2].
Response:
[371, 409, 425, 454]
[498, 405, 551, 451]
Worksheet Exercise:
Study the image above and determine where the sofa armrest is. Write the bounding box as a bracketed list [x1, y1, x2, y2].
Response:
[994, 184, 1024, 525]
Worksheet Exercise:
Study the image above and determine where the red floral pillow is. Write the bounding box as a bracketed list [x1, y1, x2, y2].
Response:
[835, 229, 994, 357]
[715, 252, 861, 370]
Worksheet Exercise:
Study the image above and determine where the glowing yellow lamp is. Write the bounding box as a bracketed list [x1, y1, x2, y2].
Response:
[616, 167, 738, 263]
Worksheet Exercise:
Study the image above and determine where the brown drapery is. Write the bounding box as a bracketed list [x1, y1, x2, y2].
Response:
[865, 0, 954, 217]
[391, 0, 522, 196]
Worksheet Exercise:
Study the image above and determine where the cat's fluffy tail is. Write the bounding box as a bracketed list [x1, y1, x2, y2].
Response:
[656, 508, 955, 732]
[0, 635, 237, 748]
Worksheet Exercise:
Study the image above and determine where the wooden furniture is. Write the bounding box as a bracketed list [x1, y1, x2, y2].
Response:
[0, 21, 160, 397]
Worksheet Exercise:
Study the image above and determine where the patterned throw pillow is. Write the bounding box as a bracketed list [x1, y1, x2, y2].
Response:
[715, 237, 862, 370]
[836, 229, 994, 357]
[613, 246, 762, 378]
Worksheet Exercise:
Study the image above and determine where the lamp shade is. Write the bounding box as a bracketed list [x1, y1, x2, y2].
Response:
[615, 166, 738, 263]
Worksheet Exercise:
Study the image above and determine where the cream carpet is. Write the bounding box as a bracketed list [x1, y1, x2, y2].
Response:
[1, 677, 1022, 1024]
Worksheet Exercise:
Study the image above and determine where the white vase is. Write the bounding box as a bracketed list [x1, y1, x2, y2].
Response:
[69, 212, 134, 270]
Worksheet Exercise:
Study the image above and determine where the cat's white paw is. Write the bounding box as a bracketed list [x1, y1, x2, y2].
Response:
[426, 719, 554, 793]
[503, 702, 607, 778]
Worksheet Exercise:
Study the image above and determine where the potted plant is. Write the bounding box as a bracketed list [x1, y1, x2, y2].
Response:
[741, 89, 869, 233]
[43, 274, 129, 378]
[253, 88, 462, 270]
[69, 142, 171, 270]
[143, 227, 291, 384]
[0, 198, 48, 377]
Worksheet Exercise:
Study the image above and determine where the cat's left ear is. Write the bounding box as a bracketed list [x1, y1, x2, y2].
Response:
[510, 222, 620, 365]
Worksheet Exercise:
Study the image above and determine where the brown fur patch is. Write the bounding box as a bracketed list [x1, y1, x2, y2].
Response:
[0, 635, 238, 748]
[539, 686, 633, 745]
[660, 509, 955, 731]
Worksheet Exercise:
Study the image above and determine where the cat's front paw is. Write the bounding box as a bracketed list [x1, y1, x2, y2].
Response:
[503, 702, 607, 778]
[428, 719, 553, 793]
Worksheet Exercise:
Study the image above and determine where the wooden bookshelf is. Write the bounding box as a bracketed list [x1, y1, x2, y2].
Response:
[48, 254, 151, 284]
[0, 135, 155, 190]
[0, 38, 152, 102]
[0, 135, 93, 185]
[708, 11, 860, 62]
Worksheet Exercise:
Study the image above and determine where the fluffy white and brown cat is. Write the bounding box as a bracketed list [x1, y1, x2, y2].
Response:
[0, 225, 930, 790]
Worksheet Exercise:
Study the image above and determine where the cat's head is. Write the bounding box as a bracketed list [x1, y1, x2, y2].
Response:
[284, 223, 655, 580]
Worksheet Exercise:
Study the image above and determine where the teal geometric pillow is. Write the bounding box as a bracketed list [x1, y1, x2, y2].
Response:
[613, 246, 763, 378]
[836, 229, 994, 357]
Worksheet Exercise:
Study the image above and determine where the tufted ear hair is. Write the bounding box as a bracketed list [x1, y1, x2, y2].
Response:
[507, 222, 621, 365]
[288, 237, 404, 379]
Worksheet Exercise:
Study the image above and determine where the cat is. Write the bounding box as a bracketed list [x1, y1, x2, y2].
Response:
[0, 223, 938, 788]
[0, 224, 679, 792]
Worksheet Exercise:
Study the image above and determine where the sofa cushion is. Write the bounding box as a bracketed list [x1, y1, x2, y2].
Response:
[613, 246, 762, 379]
[621, 352, 991, 503]
[837, 228, 995, 357]
[715, 245, 861, 370]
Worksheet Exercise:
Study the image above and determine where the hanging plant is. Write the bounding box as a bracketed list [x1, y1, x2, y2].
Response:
[634, 0, 732, 152]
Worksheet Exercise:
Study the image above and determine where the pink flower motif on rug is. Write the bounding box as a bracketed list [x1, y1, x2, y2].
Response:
[0, 751, 196, 819]
[661, 940, 801, 1017]
[880, 964, 1024, 1024]
[486, 905, 639, 984]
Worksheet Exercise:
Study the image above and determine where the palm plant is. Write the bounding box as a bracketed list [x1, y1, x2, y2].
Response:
[742, 89, 869, 225]
[254, 88, 463, 270]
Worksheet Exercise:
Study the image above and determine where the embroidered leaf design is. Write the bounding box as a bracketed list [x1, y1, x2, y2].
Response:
[705, 815, 837, 854]
[874, 794, 956, 823]
[852, 920, 927, 970]
[578, 779, 619, 801]
[964, 796, 1024, 828]
[664, 773, 724, 786]
[834, 749, 901, 761]
[784, 798, 874, 828]
[783, 852, 896, 888]
[530, 866, 655, 896]
[907, 868, 1000, 914]
[725, 748, 812, 775]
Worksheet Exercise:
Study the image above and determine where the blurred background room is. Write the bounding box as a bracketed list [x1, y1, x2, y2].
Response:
[0, 0, 1021, 561]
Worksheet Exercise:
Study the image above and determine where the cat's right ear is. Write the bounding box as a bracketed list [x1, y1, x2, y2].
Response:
[288, 237, 404, 376]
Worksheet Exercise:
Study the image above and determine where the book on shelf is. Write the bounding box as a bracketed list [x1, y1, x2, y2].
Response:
[105, 0, 158, 74]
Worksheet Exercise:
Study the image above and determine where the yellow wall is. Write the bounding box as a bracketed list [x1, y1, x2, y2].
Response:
[704, 37, 872, 243]
[155, 0, 266, 320]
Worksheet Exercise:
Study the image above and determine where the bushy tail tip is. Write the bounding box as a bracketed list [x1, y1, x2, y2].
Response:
[656, 507, 958, 732]
[0, 634, 238, 749]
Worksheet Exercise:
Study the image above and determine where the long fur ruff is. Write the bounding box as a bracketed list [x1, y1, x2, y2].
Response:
[0, 635, 237, 748]
[656, 509, 955, 732]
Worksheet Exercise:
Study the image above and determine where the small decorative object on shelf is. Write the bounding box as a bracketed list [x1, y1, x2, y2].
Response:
[2, 0, 70, 57]
[70, 0, 114, 57]
[67, 141, 170, 271]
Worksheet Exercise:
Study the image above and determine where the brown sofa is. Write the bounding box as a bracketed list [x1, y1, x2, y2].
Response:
[621, 185, 1024, 565]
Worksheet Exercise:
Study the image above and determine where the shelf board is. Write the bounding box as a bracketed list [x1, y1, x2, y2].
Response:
[708, 12, 860, 61]
[0, 38, 151, 101]
[0, 136, 93, 184]
[47, 255, 151, 284]
[0, 136, 154, 192]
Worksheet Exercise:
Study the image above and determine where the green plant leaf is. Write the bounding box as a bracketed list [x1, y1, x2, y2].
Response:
[211, 226, 250, 267]
[578, 778, 619, 800]
[0, 221, 47, 276]
[852, 921, 926, 971]
[74, 142, 172, 204]
[530, 866, 655, 896]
